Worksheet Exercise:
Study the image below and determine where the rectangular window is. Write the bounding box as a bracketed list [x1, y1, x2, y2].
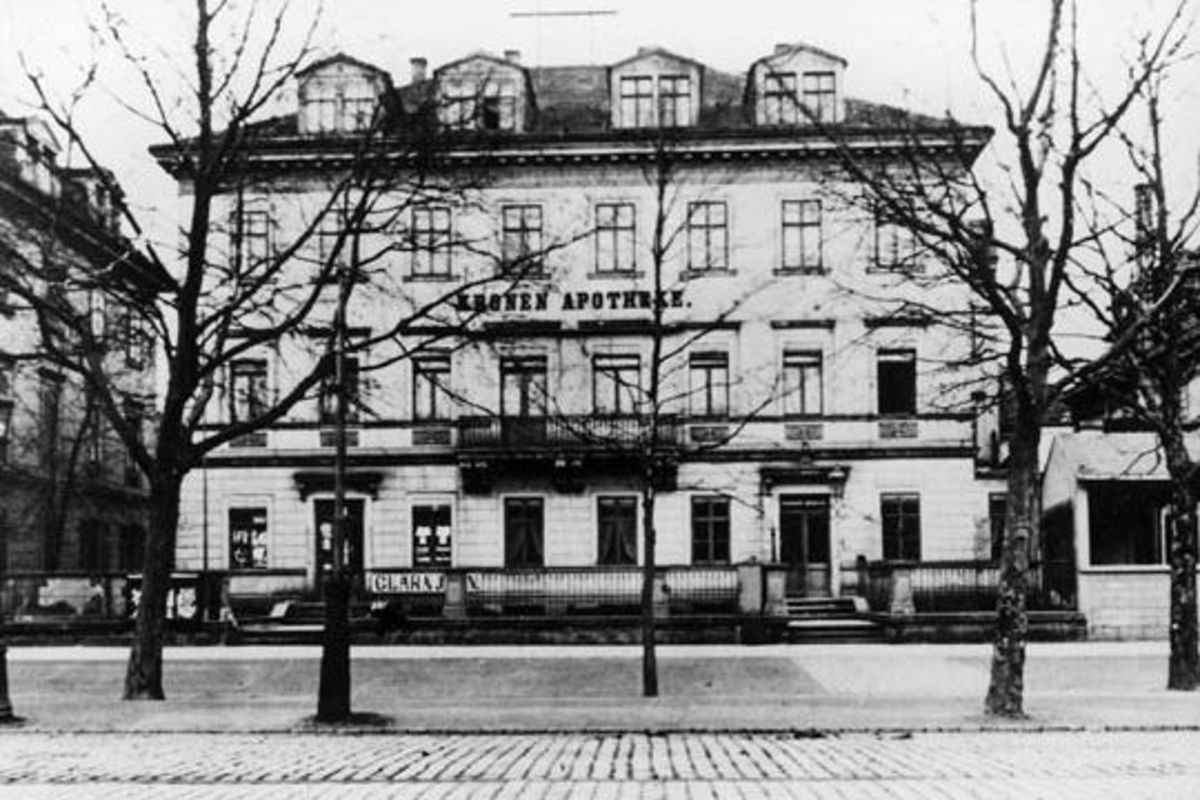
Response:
[122, 312, 151, 369]
[319, 355, 361, 424]
[501, 205, 543, 274]
[481, 81, 517, 131]
[444, 82, 475, 129]
[763, 71, 798, 124]
[598, 496, 638, 566]
[123, 400, 143, 487]
[39, 371, 62, 468]
[341, 90, 376, 132]
[877, 349, 917, 415]
[317, 212, 344, 269]
[1088, 482, 1170, 565]
[593, 354, 641, 415]
[595, 203, 636, 273]
[119, 524, 145, 570]
[782, 350, 822, 417]
[87, 408, 105, 471]
[781, 200, 822, 271]
[413, 504, 452, 567]
[88, 290, 107, 339]
[881, 493, 921, 561]
[689, 351, 729, 418]
[229, 507, 269, 569]
[501, 356, 548, 417]
[989, 493, 1007, 561]
[504, 497, 544, 568]
[234, 209, 271, 268]
[875, 205, 917, 270]
[229, 359, 268, 423]
[413, 353, 452, 421]
[802, 71, 836, 122]
[687, 201, 728, 271]
[412, 206, 452, 277]
[691, 496, 731, 564]
[620, 76, 654, 127]
[79, 519, 108, 572]
[658, 75, 691, 127]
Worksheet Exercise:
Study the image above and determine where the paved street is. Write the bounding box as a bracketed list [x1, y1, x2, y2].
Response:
[2, 730, 1200, 798]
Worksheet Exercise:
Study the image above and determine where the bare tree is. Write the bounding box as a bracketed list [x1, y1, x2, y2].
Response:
[812, 0, 1190, 715]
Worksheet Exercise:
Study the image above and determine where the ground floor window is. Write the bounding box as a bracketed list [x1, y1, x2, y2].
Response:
[229, 507, 268, 569]
[881, 493, 921, 560]
[691, 495, 730, 564]
[79, 519, 108, 571]
[1088, 481, 1170, 565]
[413, 504, 452, 567]
[597, 495, 637, 565]
[505, 497, 544, 568]
[989, 493, 1007, 561]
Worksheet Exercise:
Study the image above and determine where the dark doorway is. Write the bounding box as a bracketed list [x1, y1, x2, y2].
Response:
[315, 499, 365, 585]
[779, 495, 831, 595]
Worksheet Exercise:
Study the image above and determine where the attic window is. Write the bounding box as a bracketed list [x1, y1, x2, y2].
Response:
[763, 72, 798, 125]
[802, 72, 836, 122]
[306, 83, 378, 135]
[618, 74, 692, 128]
[444, 79, 517, 131]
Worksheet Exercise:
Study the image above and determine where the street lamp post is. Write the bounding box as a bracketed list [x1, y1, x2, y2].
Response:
[0, 399, 14, 721]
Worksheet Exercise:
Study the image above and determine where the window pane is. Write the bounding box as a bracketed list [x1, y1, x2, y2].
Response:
[505, 498, 544, 567]
[783, 350, 822, 416]
[230, 507, 268, 569]
[881, 493, 920, 561]
[598, 496, 637, 565]
[877, 349, 916, 415]
[413, 504, 452, 567]
[413, 354, 451, 420]
[691, 496, 731, 564]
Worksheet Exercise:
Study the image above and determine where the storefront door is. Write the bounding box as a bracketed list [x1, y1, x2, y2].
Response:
[315, 498, 364, 584]
[779, 495, 831, 596]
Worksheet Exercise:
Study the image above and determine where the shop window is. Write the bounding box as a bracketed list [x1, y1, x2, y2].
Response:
[597, 496, 637, 565]
[877, 349, 916, 415]
[881, 493, 921, 560]
[593, 354, 641, 415]
[413, 504, 452, 567]
[504, 497, 544, 568]
[782, 350, 822, 417]
[781, 200, 822, 271]
[692, 496, 731, 564]
[689, 351, 729, 418]
[229, 507, 269, 570]
[1088, 482, 1170, 565]
[687, 202, 727, 271]
[595, 203, 636, 274]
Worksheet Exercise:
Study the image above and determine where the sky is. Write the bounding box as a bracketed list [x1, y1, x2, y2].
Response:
[0, 0, 1197, 252]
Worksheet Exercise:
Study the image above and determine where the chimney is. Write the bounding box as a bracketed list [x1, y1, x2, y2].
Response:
[504, 49, 521, 64]
[410, 57, 427, 83]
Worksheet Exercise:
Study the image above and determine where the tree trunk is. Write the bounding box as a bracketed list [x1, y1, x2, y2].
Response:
[640, 477, 658, 698]
[985, 413, 1038, 717]
[124, 473, 181, 700]
[1163, 432, 1199, 691]
[317, 571, 352, 720]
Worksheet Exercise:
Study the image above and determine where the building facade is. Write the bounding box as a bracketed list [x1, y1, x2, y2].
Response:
[0, 111, 157, 593]
[162, 44, 1009, 612]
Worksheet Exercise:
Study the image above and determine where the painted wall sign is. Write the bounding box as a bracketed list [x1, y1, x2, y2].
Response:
[453, 288, 685, 315]
[366, 571, 484, 594]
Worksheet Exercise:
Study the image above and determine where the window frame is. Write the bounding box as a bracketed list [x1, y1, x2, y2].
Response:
[319, 353, 362, 425]
[881, 493, 921, 561]
[691, 495, 731, 565]
[592, 353, 641, 416]
[782, 349, 823, 417]
[619, 75, 655, 128]
[689, 351, 730, 418]
[233, 209, 271, 269]
[504, 496, 545, 568]
[686, 201, 728, 272]
[594, 203, 636, 274]
[801, 71, 836, 122]
[597, 495, 639, 566]
[412, 352, 452, 421]
[229, 358, 269, 424]
[763, 71, 799, 125]
[412, 502, 453, 567]
[501, 204, 544, 275]
[781, 199, 822, 271]
[411, 205, 453, 278]
[877, 348, 917, 416]
[657, 75, 691, 128]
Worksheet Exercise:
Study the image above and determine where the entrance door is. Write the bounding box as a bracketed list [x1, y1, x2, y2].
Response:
[779, 495, 831, 595]
[315, 499, 365, 584]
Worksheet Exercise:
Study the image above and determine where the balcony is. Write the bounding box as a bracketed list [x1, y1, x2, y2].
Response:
[457, 414, 680, 452]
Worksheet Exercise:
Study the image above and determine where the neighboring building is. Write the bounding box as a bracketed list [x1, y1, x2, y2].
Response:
[0, 110, 159, 586]
[159, 44, 1010, 614]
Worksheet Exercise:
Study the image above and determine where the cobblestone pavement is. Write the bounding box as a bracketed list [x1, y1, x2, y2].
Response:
[2, 730, 1199, 798]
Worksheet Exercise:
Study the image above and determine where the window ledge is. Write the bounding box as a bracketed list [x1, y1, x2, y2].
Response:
[866, 265, 927, 276]
[588, 270, 644, 280]
[1079, 564, 1172, 574]
[404, 273, 460, 283]
[681, 269, 736, 280]
[774, 267, 825, 276]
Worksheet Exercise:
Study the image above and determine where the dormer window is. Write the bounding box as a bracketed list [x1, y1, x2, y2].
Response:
[444, 78, 517, 131]
[296, 56, 391, 137]
[657, 76, 691, 127]
[763, 72, 798, 125]
[802, 72, 836, 122]
[617, 74, 693, 128]
[308, 85, 377, 134]
[619, 77, 654, 127]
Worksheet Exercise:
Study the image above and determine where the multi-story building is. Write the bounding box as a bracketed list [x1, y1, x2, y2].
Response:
[0, 110, 159, 592]
[162, 43, 1010, 616]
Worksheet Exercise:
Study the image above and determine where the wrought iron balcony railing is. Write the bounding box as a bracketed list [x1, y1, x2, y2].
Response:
[457, 414, 680, 451]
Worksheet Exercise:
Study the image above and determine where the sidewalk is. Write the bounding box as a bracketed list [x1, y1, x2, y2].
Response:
[5, 641, 1200, 733]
